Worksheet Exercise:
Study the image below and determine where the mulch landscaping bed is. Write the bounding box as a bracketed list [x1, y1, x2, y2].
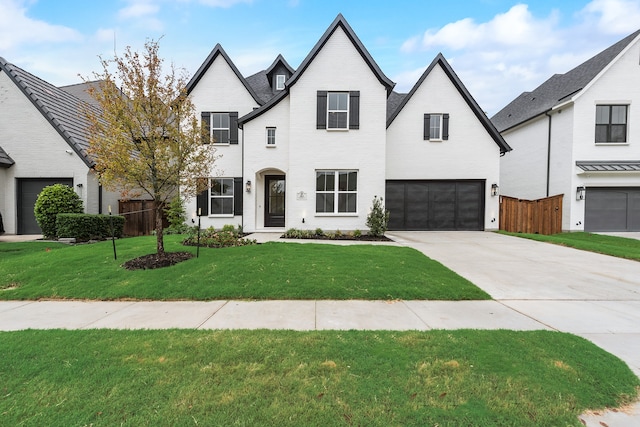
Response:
[123, 252, 194, 270]
[281, 234, 392, 242]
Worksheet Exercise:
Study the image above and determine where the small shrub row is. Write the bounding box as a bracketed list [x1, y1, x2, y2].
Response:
[56, 214, 124, 241]
[182, 225, 257, 248]
[282, 228, 365, 239]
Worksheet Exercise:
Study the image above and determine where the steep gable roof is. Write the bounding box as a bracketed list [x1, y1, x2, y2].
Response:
[245, 55, 296, 104]
[388, 53, 511, 154]
[0, 57, 98, 168]
[492, 29, 640, 132]
[185, 43, 264, 105]
[239, 13, 395, 126]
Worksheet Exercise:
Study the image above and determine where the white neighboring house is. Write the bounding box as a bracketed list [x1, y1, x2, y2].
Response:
[493, 29, 640, 232]
[0, 58, 120, 235]
[186, 14, 510, 233]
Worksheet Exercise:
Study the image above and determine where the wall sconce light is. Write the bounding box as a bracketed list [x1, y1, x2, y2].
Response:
[491, 183, 499, 197]
[76, 183, 83, 188]
[246, 180, 252, 193]
[576, 186, 585, 201]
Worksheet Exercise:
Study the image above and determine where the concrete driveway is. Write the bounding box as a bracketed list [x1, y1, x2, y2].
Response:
[389, 231, 640, 376]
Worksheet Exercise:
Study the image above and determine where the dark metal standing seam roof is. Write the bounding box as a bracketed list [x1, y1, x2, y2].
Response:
[0, 57, 99, 168]
[576, 160, 640, 172]
[491, 29, 640, 133]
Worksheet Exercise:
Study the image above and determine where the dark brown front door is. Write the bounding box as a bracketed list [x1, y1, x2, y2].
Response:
[265, 175, 285, 227]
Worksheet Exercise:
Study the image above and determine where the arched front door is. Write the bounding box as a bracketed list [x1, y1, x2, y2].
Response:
[265, 175, 285, 227]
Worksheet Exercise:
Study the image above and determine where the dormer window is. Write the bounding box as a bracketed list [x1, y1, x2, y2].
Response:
[276, 74, 286, 91]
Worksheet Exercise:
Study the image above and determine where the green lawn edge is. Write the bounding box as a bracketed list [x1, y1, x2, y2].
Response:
[1, 329, 637, 427]
[0, 235, 489, 301]
[497, 231, 640, 261]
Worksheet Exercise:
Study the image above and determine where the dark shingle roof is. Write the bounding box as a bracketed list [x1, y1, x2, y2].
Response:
[387, 91, 406, 122]
[576, 160, 640, 172]
[0, 57, 98, 168]
[245, 55, 296, 104]
[0, 145, 14, 168]
[387, 53, 511, 154]
[492, 29, 640, 132]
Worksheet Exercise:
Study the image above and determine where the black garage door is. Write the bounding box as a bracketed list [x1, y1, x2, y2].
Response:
[17, 178, 73, 234]
[385, 180, 485, 231]
[585, 187, 640, 231]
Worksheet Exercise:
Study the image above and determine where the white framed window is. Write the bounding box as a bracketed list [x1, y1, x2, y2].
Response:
[429, 114, 442, 140]
[210, 113, 230, 144]
[276, 75, 286, 91]
[595, 105, 628, 143]
[210, 177, 234, 215]
[315, 170, 357, 213]
[327, 92, 349, 130]
[266, 127, 276, 146]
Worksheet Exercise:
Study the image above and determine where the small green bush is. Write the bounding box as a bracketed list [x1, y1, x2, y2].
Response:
[365, 196, 390, 237]
[353, 229, 362, 238]
[183, 226, 256, 248]
[56, 214, 124, 241]
[34, 184, 84, 238]
[164, 196, 190, 234]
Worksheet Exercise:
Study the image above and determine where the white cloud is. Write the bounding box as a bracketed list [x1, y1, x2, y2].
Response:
[580, 0, 640, 34]
[0, 0, 82, 50]
[197, 0, 253, 7]
[118, 0, 160, 19]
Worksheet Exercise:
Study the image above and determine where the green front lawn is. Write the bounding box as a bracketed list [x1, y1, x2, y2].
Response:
[499, 231, 640, 261]
[0, 235, 489, 300]
[1, 329, 637, 426]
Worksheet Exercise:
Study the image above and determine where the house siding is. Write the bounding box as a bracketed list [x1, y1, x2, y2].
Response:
[388, 64, 502, 229]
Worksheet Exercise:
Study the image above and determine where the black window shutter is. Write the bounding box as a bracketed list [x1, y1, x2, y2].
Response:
[233, 177, 243, 215]
[443, 114, 450, 140]
[423, 114, 430, 140]
[317, 91, 327, 129]
[201, 112, 210, 144]
[196, 178, 209, 216]
[229, 112, 239, 144]
[349, 91, 360, 129]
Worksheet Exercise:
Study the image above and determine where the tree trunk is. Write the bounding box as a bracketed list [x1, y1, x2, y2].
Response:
[155, 201, 165, 255]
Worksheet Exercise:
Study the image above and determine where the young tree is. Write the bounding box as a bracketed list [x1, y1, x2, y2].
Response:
[85, 39, 214, 256]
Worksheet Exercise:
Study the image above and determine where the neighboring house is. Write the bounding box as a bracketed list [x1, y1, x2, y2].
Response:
[0, 58, 120, 234]
[493, 29, 640, 232]
[185, 14, 510, 232]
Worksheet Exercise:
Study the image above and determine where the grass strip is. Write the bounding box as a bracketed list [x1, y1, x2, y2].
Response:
[0, 236, 489, 300]
[498, 231, 640, 261]
[0, 329, 637, 426]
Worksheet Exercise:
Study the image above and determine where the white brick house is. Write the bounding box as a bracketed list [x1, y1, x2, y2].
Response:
[0, 59, 120, 235]
[493, 29, 640, 232]
[186, 14, 510, 233]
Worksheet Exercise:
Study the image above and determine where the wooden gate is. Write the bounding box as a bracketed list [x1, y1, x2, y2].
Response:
[499, 194, 563, 235]
[118, 200, 168, 236]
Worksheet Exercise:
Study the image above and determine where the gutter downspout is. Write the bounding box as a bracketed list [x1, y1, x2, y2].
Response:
[545, 111, 552, 197]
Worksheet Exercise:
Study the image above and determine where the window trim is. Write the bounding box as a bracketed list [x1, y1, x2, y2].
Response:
[275, 75, 286, 91]
[315, 170, 358, 215]
[209, 177, 235, 217]
[595, 104, 628, 144]
[424, 113, 449, 141]
[266, 127, 276, 147]
[327, 92, 349, 130]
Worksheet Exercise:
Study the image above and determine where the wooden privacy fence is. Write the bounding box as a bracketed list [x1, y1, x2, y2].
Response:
[118, 200, 169, 236]
[499, 194, 563, 235]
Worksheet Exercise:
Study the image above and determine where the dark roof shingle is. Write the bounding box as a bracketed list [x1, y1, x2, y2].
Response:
[492, 29, 640, 132]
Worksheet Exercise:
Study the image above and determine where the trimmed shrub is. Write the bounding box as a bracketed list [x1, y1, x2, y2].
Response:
[365, 196, 390, 237]
[34, 184, 83, 238]
[183, 225, 256, 248]
[56, 214, 124, 241]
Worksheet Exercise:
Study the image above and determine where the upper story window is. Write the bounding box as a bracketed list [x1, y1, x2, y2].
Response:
[327, 92, 349, 129]
[424, 113, 449, 141]
[316, 91, 360, 130]
[201, 112, 239, 144]
[596, 105, 627, 143]
[276, 75, 286, 91]
[266, 127, 276, 146]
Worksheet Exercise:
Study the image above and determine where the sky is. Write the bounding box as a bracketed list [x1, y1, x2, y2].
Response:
[1, 0, 640, 116]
